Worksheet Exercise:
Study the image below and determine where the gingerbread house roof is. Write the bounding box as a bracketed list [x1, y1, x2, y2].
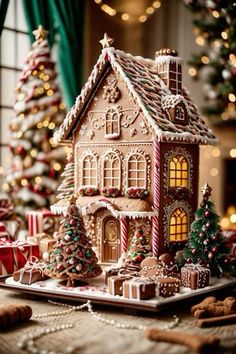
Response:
[54, 46, 217, 145]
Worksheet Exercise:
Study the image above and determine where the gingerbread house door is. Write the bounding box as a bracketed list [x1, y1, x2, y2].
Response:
[102, 216, 120, 263]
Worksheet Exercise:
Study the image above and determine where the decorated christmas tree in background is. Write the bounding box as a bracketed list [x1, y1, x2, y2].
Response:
[183, 183, 230, 277]
[56, 151, 74, 202]
[45, 200, 102, 287]
[185, 0, 236, 124]
[126, 227, 152, 263]
[5, 25, 66, 221]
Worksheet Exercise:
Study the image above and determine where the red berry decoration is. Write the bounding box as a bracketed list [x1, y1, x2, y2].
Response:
[56, 263, 63, 271]
[65, 247, 72, 254]
[204, 210, 211, 217]
[70, 218, 76, 225]
[212, 246, 218, 254]
[16, 145, 25, 155]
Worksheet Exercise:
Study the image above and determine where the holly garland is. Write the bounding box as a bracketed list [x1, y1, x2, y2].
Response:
[183, 183, 231, 277]
[45, 202, 102, 286]
[127, 227, 152, 264]
[184, 0, 236, 124]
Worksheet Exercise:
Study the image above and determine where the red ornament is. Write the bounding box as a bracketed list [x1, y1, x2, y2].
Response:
[223, 257, 229, 264]
[186, 258, 192, 263]
[203, 239, 209, 245]
[205, 222, 211, 229]
[70, 218, 76, 225]
[212, 247, 218, 254]
[204, 210, 211, 217]
[56, 263, 63, 271]
[16, 145, 25, 155]
[212, 234, 218, 241]
[191, 248, 197, 254]
[199, 231, 205, 238]
[65, 247, 72, 254]
[79, 251, 84, 257]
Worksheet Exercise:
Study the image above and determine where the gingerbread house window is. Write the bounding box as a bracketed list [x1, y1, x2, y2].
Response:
[176, 106, 185, 121]
[105, 107, 120, 139]
[103, 152, 121, 188]
[169, 155, 188, 188]
[82, 154, 97, 186]
[169, 207, 188, 242]
[127, 153, 146, 188]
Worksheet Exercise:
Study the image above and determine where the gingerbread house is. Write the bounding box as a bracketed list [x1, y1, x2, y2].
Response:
[52, 34, 217, 265]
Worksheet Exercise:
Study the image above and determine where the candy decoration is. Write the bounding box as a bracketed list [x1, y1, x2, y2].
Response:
[153, 137, 160, 256]
[120, 216, 128, 253]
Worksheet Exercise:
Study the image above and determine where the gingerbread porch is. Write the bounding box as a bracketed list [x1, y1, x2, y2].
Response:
[51, 34, 217, 264]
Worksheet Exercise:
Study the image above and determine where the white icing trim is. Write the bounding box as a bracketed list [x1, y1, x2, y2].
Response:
[155, 55, 183, 65]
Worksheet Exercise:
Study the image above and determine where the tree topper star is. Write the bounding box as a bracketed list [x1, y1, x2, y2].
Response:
[33, 25, 49, 43]
[201, 183, 212, 198]
[99, 33, 114, 49]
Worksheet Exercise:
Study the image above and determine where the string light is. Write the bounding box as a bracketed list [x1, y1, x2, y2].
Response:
[220, 217, 230, 228]
[32, 70, 38, 76]
[21, 179, 28, 186]
[53, 163, 61, 171]
[43, 120, 49, 127]
[221, 31, 228, 40]
[212, 148, 221, 157]
[221, 112, 229, 120]
[17, 131, 23, 138]
[59, 103, 66, 110]
[230, 148, 236, 158]
[94, 0, 161, 23]
[39, 65, 44, 70]
[30, 149, 37, 157]
[201, 55, 209, 64]
[212, 10, 219, 18]
[44, 83, 50, 90]
[35, 176, 42, 184]
[37, 122, 43, 129]
[48, 122, 55, 130]
[43, 75, 49, 81]
[188, 67, 197, 77]
[19, 113, 24, 119]
[210, 168, 219, 177]
[195, 36, 205, 46]
[47, 89, 54, 96]
[3, 183, 9, 191]
[228, 93, 236, 102]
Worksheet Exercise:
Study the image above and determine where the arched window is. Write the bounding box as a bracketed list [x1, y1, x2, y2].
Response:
[176, 106, 185, 121]
[82, 154, 97, 186]
[128, 153, 146, 188]
[103, 152, 120, 188]
[169, 208, 188, 241]
[105, 107, 120, 138]
[169, 155, 188, 188]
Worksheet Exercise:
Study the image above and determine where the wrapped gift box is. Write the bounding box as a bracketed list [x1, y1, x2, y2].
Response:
[27, 233, 55, 256]
[0, 218, 21, 240]
[181, 264, 210, 290]
[0, 240, 40, 277]
[123, 277, 156, 300]
[26, 209, 60, 237]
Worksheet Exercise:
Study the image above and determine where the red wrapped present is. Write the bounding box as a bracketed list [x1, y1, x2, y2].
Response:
[0, 240, 40, 277]
[26, 209, 60, 236]
[0, 198, 13, 220]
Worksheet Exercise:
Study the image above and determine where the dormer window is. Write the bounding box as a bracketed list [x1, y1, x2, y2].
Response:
[104, 107, 120, 139]
[176, 106, 185, 121]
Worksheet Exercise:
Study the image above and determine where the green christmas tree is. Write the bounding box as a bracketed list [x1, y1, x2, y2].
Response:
[45, 200, 102, 286]
[6, 25, 65, 221]
[184, 0, 236, 124]
[127, 227, 152, 264]
[183, 183, 230, 277]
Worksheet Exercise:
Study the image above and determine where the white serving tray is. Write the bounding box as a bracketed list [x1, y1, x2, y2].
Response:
[0, 274, 236, 313]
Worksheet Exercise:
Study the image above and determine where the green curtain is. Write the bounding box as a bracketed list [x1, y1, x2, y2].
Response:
[0, 0, 9, 36]
[22, 0, 84, 107]
[49, 0, 84, 107]
[22, 0, 55, 46]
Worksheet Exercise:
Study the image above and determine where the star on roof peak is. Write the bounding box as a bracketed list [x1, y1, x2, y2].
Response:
[33, 25, 48, 43]
[99, 33, 114, 49]
[201, 183, 212, 199]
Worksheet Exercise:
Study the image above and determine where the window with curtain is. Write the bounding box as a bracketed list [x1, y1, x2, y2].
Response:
[169, 207, 188, 241]
[128, 153, 146, 188]
[82, 154, 97, 186]
[169, 154, 188, 188]
[103, 151, 120, 188]
[0, 0, 30, 191]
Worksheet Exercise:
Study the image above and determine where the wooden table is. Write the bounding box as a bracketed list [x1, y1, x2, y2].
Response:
[0, 287, 236, 354]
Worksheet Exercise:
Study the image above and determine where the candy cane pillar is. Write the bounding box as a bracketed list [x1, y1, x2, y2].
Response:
[152, 137, 160, 256]
[120, 217, 128, 253]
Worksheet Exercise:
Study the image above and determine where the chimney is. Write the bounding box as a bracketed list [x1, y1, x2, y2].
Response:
[155, 48, 182, 95]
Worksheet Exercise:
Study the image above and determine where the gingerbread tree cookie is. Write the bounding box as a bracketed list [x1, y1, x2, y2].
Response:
[6, 25, 65, 220]
[126, 227, 152, 264]
[45, 201, 102, 286]
[56, 151, 74, 201]
[183, 183, 230, 277]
